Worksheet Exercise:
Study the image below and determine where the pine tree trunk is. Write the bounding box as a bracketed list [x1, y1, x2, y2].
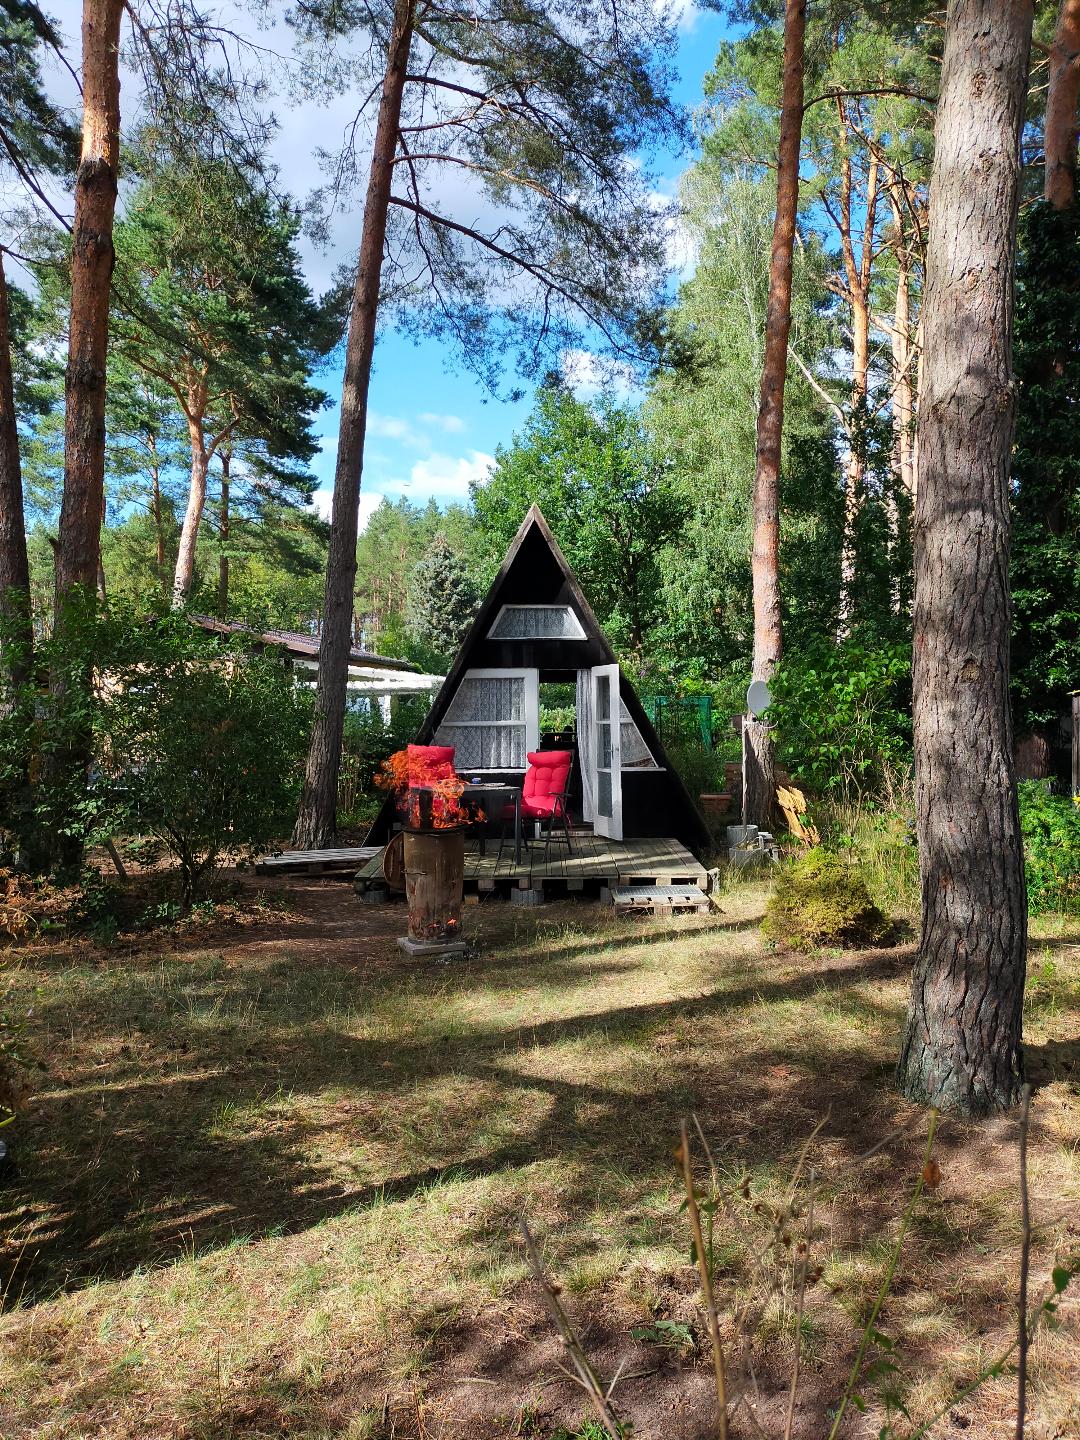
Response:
[292, 0, 415, 850]
[48, 0, 122, 875]
[744, 0, 805, 829]
[55, 0, 122, 602]
[217, 447, 230, 617]
[149, 435, 166, 590]
[889, 213, 917, 505]
[896, 0, 1033, 1116]
[1046, 0, 1080, 210]
[0, 249, 32, 692]
[173, 419, 209, 607]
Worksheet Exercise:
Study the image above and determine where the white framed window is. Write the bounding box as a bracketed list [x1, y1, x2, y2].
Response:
[434, 668, 540, 771]
[487, 604, 586, 641]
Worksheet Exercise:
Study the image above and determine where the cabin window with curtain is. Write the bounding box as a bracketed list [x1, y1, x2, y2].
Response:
[487, 605, 585, 640]
[434, 669, 539, 771]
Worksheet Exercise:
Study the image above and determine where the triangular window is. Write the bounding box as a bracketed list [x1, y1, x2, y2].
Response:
[487, 605, 585, 640]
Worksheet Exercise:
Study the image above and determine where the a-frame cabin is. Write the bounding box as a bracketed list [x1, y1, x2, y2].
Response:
[368, 506, 709, 853]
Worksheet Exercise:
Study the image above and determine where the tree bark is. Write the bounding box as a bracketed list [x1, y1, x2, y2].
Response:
[837, 135, 879, 637]
[744, 0, 805, 830]
[55, 0, 122, 602]
[148, 431, 166, 590]
[896, 0, 1033, 1116]
[292, 0, 415, 849]
[1046, 0, 1080, 209]
[0, 249, 32, 692]
[217, 445, 230, 617]
[173, 415, 209, 607]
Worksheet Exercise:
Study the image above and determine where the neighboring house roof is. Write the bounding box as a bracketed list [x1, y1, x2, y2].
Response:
[190, 615, 421, 674]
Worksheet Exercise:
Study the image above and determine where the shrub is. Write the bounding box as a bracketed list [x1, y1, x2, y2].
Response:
[762, 848, 890, 950]
[767, 638, 911, 800]
[1018, 782, 1080, 914]
[95, 616, 312, 904]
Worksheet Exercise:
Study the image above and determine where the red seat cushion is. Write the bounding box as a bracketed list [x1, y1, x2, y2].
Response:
[522, 750, 572, 805]
[407, 744, 456, 785]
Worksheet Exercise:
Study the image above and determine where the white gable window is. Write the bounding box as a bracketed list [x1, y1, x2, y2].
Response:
[487, 605, 586, 641]
[434, 668, 539, 771]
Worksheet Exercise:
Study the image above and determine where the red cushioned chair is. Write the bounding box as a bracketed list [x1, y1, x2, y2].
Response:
[499, 750, 574, 861]
[406, 744, 456, 784]
[404, 744, 457, 827]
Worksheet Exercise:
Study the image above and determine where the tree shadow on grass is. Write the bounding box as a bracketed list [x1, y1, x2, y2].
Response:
[2, 941, 920, 1305]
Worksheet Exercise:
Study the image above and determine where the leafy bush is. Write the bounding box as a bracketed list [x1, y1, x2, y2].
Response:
[94, 615, 312, 903]
[338, 696, 431, 822]
[763, 848, 890, 950]
[665, 740, 730, 801]
[1018, 782, 1080, 914]
[768, 638, 911, 800]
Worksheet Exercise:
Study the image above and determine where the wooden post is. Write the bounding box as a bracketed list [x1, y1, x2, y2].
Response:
[402, 828, 465, 944]
[1072, 693, 1079, 797]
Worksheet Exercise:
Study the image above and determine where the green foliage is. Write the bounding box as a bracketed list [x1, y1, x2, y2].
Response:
[292, 0, 677, 393]
[94, 616, 313, 903]
[405, 533, 479, 668]
[768, 639, 912, 800]
[339, 697, 431, 814]
[1017, 783, 1080, 916]
[762, 849, 890, 951]
[1011, 202, 1080, 734]
[646, 173, 844, 673]
[664, 741, 729, 802]
[473, 380, 685, 677]
[1, 601, 311, 897]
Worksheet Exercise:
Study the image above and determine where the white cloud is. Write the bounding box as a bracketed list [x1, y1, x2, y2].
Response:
[365, 410, 468, 449]
[309, 489, 382, 533]
[561, 348, 637, 401]
[367, 412, 415, 442]
[407, 449, 494, 498]
[417, 412, 467, 434]
[663, 0, 701, 32]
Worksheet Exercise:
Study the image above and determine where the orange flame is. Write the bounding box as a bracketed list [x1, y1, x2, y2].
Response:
[375, 749, 478, 831]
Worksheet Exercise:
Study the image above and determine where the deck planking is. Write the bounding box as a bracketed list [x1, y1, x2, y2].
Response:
[354, 833, 706, 893]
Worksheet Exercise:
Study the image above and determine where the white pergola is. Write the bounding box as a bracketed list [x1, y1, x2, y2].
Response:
[291, 657, 443, 721]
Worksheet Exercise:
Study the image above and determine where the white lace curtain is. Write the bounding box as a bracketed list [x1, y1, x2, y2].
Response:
[436, 676, 526, 770]
[576, 669, 595, 821]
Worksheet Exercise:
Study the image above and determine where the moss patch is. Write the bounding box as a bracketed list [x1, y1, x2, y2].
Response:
[762, 848, 890, 950]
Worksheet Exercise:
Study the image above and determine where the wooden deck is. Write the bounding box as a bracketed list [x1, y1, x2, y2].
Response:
[355, 834, 707, 895]
[256, 846, 381, 875]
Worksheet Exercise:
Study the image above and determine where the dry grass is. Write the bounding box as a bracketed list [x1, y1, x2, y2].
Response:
[0, 873, 1077, 1439]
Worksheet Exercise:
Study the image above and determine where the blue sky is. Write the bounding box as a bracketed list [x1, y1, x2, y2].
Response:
[307, 7, 734, 530]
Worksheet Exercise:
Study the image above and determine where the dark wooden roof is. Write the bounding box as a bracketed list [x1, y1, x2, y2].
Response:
[190, 615, 420, 673]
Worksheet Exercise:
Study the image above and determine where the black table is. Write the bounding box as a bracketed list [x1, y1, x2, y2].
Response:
[462, 782, 523, 863]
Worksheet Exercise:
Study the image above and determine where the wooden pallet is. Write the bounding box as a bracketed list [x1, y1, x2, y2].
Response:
[256, 846, 381, 875]
[606, 883, 710, 915]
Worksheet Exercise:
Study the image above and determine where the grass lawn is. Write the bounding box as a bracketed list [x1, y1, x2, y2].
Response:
[0, 874, 1077, 1439]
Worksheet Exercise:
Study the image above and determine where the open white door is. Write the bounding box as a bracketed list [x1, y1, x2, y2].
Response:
[592, 663, 623, 840]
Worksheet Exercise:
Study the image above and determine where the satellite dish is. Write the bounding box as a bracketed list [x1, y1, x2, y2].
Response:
[746, 679, 772, 718]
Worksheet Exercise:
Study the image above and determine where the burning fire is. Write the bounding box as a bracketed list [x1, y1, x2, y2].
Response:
[375, 748, 478, 831]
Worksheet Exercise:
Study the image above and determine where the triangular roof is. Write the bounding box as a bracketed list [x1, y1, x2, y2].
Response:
[367, 506, 709, 851]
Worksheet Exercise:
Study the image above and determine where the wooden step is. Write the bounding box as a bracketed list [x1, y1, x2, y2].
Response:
[605, 884, 710, 915]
